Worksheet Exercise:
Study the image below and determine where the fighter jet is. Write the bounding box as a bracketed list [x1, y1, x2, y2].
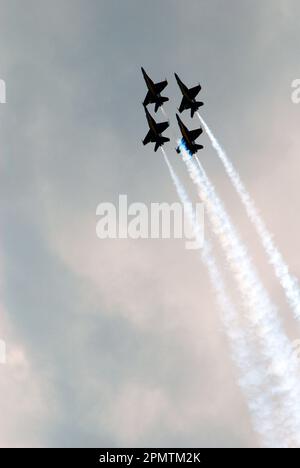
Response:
[176, 114, 203, 156]
[143, 105, 170, 152]
[141, 67, 169, 113]
[175, 73, 203, 118]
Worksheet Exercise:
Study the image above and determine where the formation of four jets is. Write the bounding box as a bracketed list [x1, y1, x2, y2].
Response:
[141, 67, 204, 155]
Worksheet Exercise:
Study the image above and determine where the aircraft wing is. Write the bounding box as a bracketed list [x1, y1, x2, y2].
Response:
[145, 109, 156, 128]
[178, 96, 189, 113]
[155, 80, 168, 93]
[143, 91, 152, 107]
[189, 84, 201, 99]
[156, 121, 169, 134]
[143, 130, 152, 146]
[189, 128, 203, 141]
[178, 117, 189, 136]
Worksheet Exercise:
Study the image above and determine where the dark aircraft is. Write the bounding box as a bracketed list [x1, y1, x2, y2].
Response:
[175, 73, 203, 118]
[176, 114, 203, 155]
[141, 67, 169, 112]
[143, 105, 170, 152]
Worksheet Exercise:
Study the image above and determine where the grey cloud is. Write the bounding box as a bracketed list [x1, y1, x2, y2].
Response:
[0, 0, 300, 447]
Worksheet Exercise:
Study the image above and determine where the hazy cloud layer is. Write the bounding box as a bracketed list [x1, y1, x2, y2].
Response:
[0, 0, 300, 447]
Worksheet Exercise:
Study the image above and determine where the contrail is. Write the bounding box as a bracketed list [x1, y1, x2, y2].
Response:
[197, 113, 300, 321]
[161, 148, 283, 447]
[180, 145, 300, 446]
[160, 107, 168, 118]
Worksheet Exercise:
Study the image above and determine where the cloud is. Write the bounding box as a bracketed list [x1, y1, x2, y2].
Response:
[1, 0, 300, 447]
[0, 300, 57, 447]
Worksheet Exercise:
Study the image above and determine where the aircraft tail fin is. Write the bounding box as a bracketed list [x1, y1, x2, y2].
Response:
[191, 101, 204, 118]
[154, 135, 169, 152]
[161, 136, 170, 143]
[154, 96, 169, 113]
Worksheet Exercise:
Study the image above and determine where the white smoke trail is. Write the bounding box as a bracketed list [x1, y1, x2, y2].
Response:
[160, 107, 167, 118]
[180, 145, 300, 446]
[197, 113, 300, 321]
[161, 148, 283, 447]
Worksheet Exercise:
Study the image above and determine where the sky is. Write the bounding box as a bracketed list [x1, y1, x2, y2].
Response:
[0, 0, 300, 447]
